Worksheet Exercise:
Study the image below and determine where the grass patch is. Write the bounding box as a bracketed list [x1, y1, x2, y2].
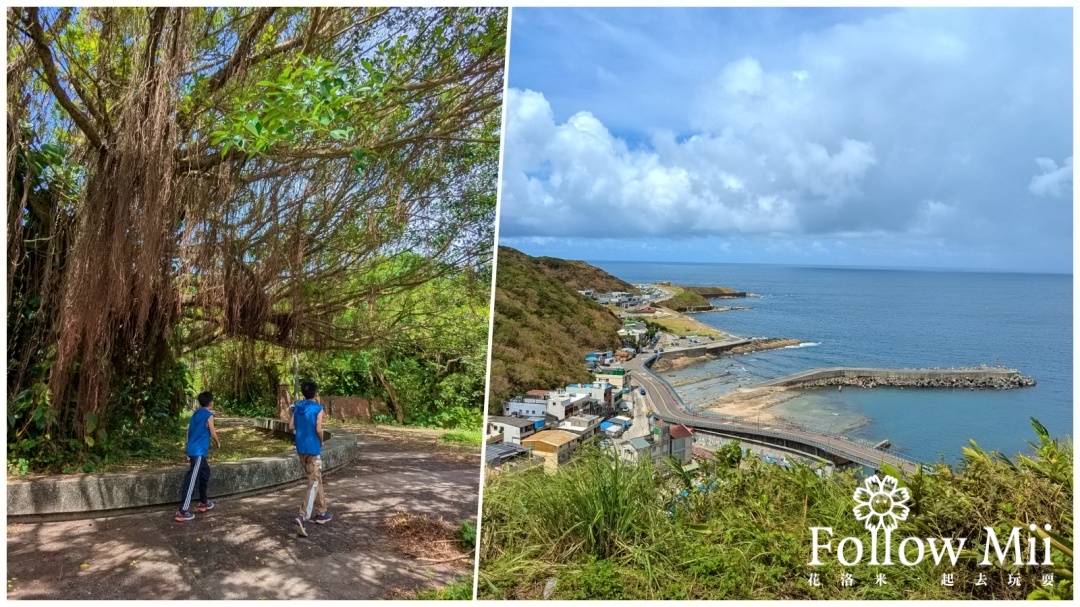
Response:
[650, 314, 725, 339]
[211, 425, 294, 462]
[408, 576, 475, 600]
[41, 422, 294, 475]
[439, 429, 483, 445]
[479, 422, 1073, 600]
[660, 286, 712, 311]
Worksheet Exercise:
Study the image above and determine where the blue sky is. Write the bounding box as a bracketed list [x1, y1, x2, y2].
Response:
[499, 8, 1073, 273]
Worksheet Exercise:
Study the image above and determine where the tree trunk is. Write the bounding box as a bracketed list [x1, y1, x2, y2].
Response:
[373, 366, 405, 424]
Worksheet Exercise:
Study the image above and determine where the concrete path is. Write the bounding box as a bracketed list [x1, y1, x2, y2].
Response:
[7, 430, 480, 600]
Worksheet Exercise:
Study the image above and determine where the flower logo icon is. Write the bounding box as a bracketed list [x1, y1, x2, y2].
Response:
[853, 474, 910, 531]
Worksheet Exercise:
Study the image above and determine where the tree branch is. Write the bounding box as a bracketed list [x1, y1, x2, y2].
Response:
[206, 7, 277, 94]
[23, 8, 104, 148]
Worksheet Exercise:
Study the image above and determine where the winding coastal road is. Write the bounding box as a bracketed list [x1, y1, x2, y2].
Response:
[625, 354, 921, 474]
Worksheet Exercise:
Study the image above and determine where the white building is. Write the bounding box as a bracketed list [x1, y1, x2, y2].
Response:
[558, 414, 603, 438]
[488, 415, 544, 444]
[503, 396, 547, 419]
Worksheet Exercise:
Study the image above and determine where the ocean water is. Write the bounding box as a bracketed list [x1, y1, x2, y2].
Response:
[591, 261, 1072, 463]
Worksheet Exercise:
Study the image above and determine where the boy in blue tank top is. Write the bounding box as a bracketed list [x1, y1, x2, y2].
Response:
[290, 381, 331, 537]
[175, 391, 221, 522]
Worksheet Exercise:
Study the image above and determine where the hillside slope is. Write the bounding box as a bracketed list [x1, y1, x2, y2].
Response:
[532, 256, 640, 294]
[488, 247, 623, 405]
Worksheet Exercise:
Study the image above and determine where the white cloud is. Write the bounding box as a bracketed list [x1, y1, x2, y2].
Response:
[501, 8, 1071, 271]
[502, 86, 881, 239]
[502, 88, 813, 238]
[1029, 156, 1073, 198]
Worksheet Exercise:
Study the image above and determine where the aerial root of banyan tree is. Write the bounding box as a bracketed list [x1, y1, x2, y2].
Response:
[49, 9, 195, 435]
[9, 7, 505, 443]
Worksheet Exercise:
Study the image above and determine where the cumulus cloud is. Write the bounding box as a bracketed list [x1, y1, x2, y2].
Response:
[502, 87, 874, 238]
[501, 8, 1071, 271]
[1029, 157, 1073, 198]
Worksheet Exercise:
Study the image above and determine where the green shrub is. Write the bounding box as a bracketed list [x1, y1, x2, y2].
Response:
[479, 420, 1073, 600]
[459, 519, 478, 550]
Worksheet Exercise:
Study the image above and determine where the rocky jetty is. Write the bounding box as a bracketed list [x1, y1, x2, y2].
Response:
[683, 305, 751, 314]
[790, 372, 1036, 390]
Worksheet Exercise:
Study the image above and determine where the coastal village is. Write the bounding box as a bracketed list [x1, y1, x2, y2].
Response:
[484, 272, 1034, 479]
[483, 367, 698, 473]
[484, 283, 785, 475]
[484, 285, 696, 472]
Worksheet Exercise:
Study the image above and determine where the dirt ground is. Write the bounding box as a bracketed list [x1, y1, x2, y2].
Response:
[7, 428, 481, 600]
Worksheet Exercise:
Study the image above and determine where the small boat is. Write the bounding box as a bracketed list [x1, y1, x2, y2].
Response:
[838, 385, 842, 392]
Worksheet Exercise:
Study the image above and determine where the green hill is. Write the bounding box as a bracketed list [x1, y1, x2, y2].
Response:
[663, 285, 746, 311]
[488, 247, 623, 405]
[662, 287, 712, 311]
[683, 285, 744, 298]
[532, 256, 641, 295]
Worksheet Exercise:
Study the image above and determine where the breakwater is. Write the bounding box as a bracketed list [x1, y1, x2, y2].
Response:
[757, 367, 1036, 390]
[683, 305, 752, 314]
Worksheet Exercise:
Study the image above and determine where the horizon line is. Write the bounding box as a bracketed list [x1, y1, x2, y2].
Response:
[576, 258, 1073, 276]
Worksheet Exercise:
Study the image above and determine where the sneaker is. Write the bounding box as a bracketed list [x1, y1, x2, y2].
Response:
[313, 512, 333, 525]
[175, 510, 194, 522]
[295, 515, 308, 537]
[197, 501, 215, 513]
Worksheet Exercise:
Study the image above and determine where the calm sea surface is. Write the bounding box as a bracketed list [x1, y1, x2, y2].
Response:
[590, 261, 1072, 463]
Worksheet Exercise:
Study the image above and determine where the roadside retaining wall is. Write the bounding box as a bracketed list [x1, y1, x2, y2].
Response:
[7, 419, 357, 519]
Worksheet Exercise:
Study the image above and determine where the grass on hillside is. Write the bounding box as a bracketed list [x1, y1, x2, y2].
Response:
[660, 285, 712, 311]
[479, 420, 1072, 600]
[532, 254, 641, 295]
[489, 247, 622, 403]
[684, 285, 741, 296]
[650, 314, 725, 339]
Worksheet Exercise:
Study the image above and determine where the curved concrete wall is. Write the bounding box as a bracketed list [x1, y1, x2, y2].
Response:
[7, 419, 357, 518]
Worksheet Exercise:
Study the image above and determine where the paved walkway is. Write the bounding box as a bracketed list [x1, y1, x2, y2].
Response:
[7, 431, 480, 599]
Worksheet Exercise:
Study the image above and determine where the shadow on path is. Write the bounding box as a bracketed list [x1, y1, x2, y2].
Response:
[7, 432, 480, 599]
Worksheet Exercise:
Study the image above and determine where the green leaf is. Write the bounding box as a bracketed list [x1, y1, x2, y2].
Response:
[329, 129, 348, 140]
[879, 462, 908, 488]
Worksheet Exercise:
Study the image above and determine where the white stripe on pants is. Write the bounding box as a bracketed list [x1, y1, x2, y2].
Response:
[305, 481, 319, 519]
[182, 456, 202, 512]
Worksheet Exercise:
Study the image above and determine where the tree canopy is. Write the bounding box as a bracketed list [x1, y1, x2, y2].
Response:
[7, 7, 505, 466]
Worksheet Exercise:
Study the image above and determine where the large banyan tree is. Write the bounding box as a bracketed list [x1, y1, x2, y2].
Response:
[7, 7, 504, 454]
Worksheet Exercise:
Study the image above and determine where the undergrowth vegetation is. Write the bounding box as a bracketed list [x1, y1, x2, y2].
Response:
[479, 420, 1072, 600]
